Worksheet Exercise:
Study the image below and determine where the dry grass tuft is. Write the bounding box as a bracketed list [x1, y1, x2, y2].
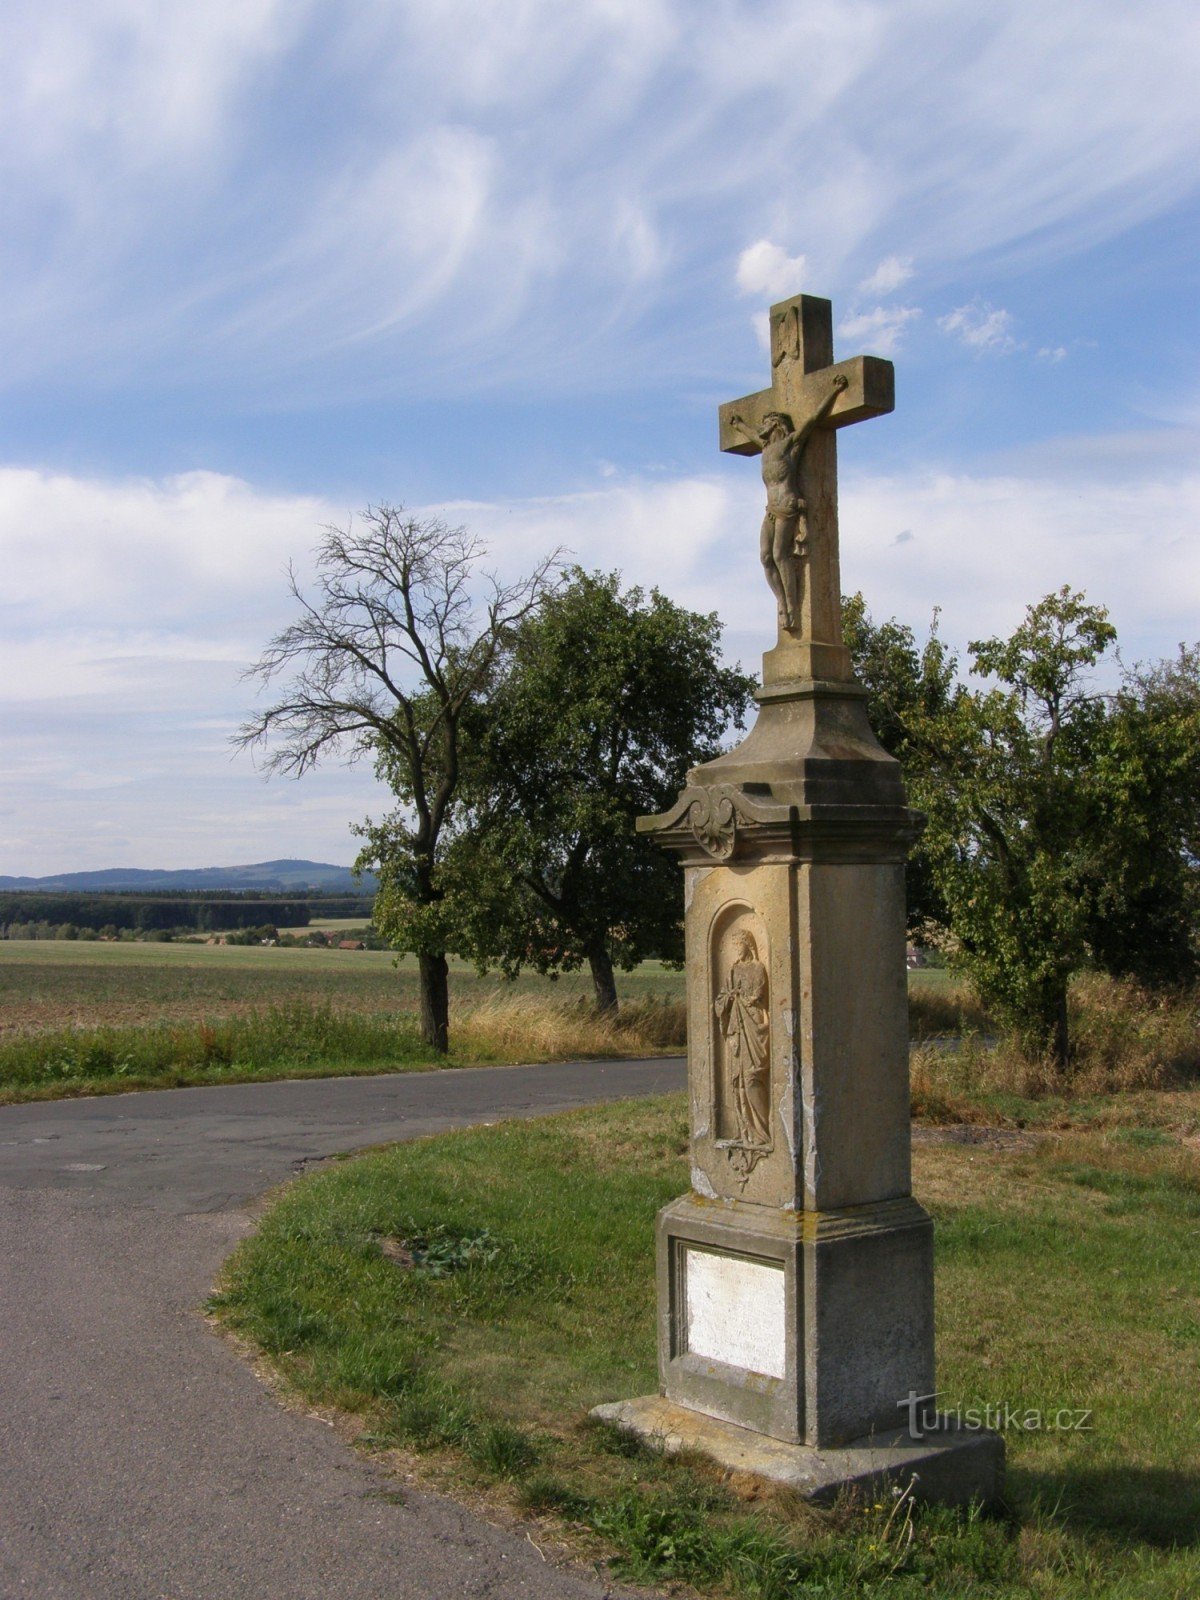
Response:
[1065, 972, 1200, 1090]
[907, 977, 990, 1038]
[454, 992, 686, 1061]
[911, 972, 1200, 1119]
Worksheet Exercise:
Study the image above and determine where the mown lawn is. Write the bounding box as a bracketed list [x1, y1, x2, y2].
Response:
[212, 1092, 1200, 1600]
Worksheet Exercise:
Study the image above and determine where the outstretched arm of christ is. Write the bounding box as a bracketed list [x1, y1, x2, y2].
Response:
[787, 372, 850, 450]
[727, 413, 758, 448]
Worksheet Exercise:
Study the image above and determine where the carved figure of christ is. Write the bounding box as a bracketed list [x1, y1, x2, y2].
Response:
[719, 294, 894, 683]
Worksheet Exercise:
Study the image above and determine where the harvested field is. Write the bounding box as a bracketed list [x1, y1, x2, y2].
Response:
[0, 941, 689, 1037]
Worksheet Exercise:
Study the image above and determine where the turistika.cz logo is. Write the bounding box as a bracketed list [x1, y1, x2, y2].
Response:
[898, 1390, 1093, 1440]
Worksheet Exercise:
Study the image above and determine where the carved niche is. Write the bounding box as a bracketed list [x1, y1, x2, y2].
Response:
[710, 906, 772, 1185]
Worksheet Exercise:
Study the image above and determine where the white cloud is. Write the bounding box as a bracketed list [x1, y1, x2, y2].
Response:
[838, 437, 1200, 672]
[735, 240, 807, 302]
[0, 466, 333, 633]
[857, 255, 914, 297]
[938, 301, 1018, 353]
[5, 432, 1200, 872]
[1038, 345, 1069, 363]
[2, 3, 1200, 395]
[0, 464, 389, 872]
[414, 432, 1200, 687]
[837, 304, 921, 356]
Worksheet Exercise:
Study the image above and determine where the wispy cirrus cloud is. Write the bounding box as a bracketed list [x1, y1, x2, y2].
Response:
[2, 1, 1199, 398]
[3, 1, 1200, 876]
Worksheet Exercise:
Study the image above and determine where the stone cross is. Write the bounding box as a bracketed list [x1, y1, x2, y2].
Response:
[597, 287, 1003, 1506]
[719, 294, 893, 684]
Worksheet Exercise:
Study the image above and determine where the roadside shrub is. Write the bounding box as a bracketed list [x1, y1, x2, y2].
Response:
[910, 972, 1200, 1114]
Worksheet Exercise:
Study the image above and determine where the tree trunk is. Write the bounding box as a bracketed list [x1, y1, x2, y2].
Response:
[418, 951, 450, 1053]
[588, 944, 619, 1015]
[1050, 984, 1070, 1071]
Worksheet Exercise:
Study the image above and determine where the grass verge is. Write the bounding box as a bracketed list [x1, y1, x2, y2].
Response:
[210, 1093, 1200, 1599]
[0, 995, 687, 1104]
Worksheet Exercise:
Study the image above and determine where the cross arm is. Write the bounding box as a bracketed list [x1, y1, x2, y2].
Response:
[718, 355, 894, 456]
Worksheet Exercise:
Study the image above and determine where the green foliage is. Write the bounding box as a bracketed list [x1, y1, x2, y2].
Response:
[408, 569, 756, 1006]
[842, 593, 960, 931]
[396, 1226, 503, 1276]
[0, 892, 356, 936]
[847, 586, 1200, 1064]
[1083, 645, 1200, 989]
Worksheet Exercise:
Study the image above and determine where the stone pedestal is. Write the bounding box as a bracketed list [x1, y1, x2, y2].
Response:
[593, 672, 1003, 1504]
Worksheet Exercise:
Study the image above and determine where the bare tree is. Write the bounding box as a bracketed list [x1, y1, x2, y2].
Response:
[237, 505, 557, 1052]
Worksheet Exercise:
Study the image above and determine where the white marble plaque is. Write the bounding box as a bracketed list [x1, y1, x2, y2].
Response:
[683, 1248, 786, 1378]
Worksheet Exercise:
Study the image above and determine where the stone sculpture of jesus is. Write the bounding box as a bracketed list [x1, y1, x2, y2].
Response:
[728, 372, 849, 632]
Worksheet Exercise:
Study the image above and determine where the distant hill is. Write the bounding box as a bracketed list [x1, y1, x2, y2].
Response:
[0, 859, 377, 894]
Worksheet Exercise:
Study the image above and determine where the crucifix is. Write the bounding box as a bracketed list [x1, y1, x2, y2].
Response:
[719, 293, 894, 684]
[602, 286, 1004, 1507]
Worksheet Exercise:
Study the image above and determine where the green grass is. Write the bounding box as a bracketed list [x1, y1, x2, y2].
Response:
[0, 939, 950, 1104]
[0, 936, 955, 1027]
[0, 993, 695, 1104]
[0, 942, 691, 1101]
[0, 1003, 444, 1100]
[211, 1093, 1200, 1599]
[0, 937, 687, 1002]
[0, 939, 687, 1034]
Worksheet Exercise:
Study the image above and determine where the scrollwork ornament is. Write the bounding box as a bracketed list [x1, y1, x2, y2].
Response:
[726, 1145, 768, 1186]
[687, 790, 737, 860]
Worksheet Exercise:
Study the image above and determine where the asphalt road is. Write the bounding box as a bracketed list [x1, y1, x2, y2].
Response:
[0, 1059, 685, 1600]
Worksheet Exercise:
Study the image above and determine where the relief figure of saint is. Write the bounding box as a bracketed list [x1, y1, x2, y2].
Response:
[714, 930, 771, 1148]
[728, 372, 848, 633]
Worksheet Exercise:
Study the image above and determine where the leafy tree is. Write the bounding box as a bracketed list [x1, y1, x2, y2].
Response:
[237, 506, 555, 1052]
[912, 588, 1118, 1064]
[846, 588, 1123, 1061]
[441, 569, 757, 1011]
[1083, 645, 1200, 989]
[841, 593, 959, 932]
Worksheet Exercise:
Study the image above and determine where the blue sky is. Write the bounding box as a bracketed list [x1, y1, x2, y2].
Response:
[3, 0, 1199, 873]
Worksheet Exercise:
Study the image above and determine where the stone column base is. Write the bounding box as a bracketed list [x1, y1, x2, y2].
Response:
[590, 1395, 1004, 1507]
[656, 1192, 935, 1447]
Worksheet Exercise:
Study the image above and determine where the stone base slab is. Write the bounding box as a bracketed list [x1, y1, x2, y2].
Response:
[657, 1192, 935, 1446]
[590, 1395, 1004, 1508]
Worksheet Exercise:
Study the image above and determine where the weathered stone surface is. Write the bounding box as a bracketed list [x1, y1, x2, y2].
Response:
[716, 293, 893, 685]
[590, 1396, 1005, 1508]
[613, 288, 1002, 1503]
[653, 1194, 934, 1446]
